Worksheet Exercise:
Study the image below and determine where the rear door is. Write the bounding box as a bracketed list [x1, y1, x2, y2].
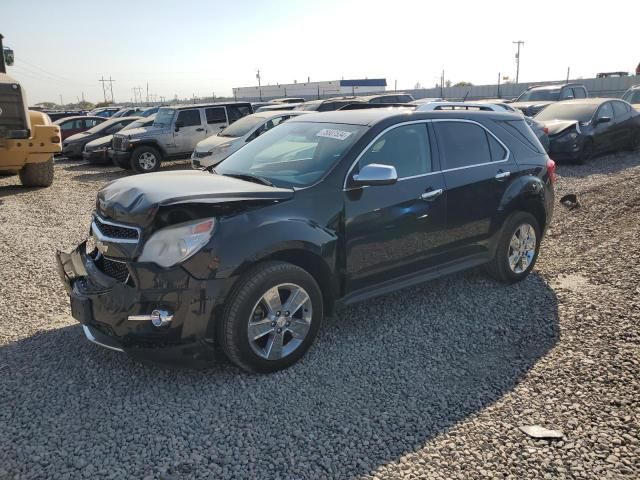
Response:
[611, 101, 633, 148]
[173, 109, 207, 155]
[433, 119, 516, 259]
[204, 107, 228, 136]
[344, 122, 447, 293]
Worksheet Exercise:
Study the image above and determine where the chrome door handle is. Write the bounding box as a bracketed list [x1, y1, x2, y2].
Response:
[196, 128, 205, 132]
[420, 188, 443, 201]
[495, 171, 511, 180]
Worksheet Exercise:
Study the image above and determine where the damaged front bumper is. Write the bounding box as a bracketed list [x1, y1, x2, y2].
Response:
[56, 242, 232, 363]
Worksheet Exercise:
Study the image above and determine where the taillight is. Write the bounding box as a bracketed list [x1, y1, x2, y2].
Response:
[546, 158, 557, 184]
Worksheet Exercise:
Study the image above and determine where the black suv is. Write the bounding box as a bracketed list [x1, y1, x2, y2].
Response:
[511, 83, 588, 117]
[57, 109, 555, 373]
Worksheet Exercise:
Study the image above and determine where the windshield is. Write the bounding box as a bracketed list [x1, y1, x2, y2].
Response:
[219, 115, 265, 137]
[622, 90, 640, 104]
[517, 88, 560, 102]
[154, 108, 175, 127]
[534, 103, 597, 122]
[215, 121, 366, 188]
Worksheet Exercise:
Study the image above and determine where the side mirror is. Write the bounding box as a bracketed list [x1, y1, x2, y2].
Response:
[597, 116, 611, 125]
[351, 163, 398, 187]
[174, 121, 184, 131]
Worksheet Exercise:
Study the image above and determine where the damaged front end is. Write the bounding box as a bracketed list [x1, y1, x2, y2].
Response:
[56, 170, 294, 363]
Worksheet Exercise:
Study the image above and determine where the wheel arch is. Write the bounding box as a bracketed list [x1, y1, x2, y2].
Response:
[131, 140, 167, 159]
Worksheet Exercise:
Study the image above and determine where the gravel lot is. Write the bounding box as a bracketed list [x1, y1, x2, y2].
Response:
[1, 153, 638, 480]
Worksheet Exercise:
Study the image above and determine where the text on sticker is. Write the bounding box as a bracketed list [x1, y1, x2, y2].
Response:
[316, 129, 353, 141]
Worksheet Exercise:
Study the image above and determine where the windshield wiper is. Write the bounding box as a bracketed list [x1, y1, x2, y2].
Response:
[221, 172, 276, 187]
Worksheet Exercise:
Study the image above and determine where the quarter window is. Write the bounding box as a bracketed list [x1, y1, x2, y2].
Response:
[435, 122, 499, 169]
[177, 110, 202, 127]
[358, 123, 431, 178]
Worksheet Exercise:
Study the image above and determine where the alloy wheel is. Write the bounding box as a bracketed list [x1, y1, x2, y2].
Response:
[247, 283, 313, 360]
[138, 152, 157, 171]
[508, 224, 537, 274]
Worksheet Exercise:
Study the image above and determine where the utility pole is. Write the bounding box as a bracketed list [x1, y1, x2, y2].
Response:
[256, 68, 262, 101]
[441, 70, 445, 98]
[99, 76, 108, 103]
[108, 76, 115, 103]
[146, 82, 149, 104]
[59, 94, 63, 107]
[566, 67, 570, 82]
[394, 79, 397, 91]
[0, 34, 6, 74]
[513, 40, 524, 84]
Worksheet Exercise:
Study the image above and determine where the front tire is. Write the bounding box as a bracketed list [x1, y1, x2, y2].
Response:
[18, 158, 54, 187]
[486, 211, 541, 284]
[220, 261, 323, 373]
[131, 145, 161, 173]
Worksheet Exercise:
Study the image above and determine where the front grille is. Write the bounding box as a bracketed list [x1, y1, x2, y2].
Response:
[93, 215, 139, 241]
[112, 136, 125, 150]
[94, 255, 131, 284]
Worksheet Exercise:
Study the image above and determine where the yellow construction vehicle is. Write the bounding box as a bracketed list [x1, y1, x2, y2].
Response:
[1, 35, 61, 187]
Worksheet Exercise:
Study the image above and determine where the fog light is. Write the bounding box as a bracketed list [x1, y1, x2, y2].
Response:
[151, 309, 173, 328]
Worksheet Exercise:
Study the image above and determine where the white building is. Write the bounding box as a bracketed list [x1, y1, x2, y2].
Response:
[233, 78, 387, 101]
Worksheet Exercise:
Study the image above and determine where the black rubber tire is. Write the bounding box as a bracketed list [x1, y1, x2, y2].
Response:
[18, 158, 54, 187]
[577, 138, 593, 164]
[485, 211, 541, 284]
[219, 261, 323, 373]
[130, 145, 162, 173]
[112, 155, 132, 170]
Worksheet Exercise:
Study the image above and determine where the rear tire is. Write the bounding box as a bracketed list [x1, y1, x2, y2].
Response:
[18, 158, 54, 187]
[130, 146, 161, 173]
[486, 211, 541, 284]
[219, 261, 323, 373]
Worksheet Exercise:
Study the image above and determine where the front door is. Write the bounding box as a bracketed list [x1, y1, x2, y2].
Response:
[344, 122, 448, 293]
[592, 102, 616, 154]
[173, 109, 207, 155]
[433, 119, 518, 259]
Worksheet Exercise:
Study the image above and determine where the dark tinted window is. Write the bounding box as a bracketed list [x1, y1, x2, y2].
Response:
[612, 101, 628, 117]
[559, 88, 575, 100]
[227, 105, 252, 122]
[499, 120, 545, 154]
[358, 123, 431, 178]
[205, 108, 226, 124]
[487, 133, 507, 161]
[177, 110, 201, 127]
[395, 94, 414, 103]
[573, 87, 587, 99]
[435, 122, 492, 168]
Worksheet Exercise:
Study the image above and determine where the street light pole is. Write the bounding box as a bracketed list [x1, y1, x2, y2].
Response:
[513, 40, 524, 84]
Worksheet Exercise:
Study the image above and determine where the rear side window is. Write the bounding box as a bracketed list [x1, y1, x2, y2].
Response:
[205, 107, 226, 124]
[612, 101, 628, 117]
[358, 123, 431, 178]
[434, 122, 494, 169]
[498, 120, 545, 154]
[487, 134, 507, 161]
[227, 105, 252, 122]
[573, 87, 587, 99]
[177, 110, 202, 127]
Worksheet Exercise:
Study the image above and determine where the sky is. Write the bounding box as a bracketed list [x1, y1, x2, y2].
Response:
[3, 0, 638, 105]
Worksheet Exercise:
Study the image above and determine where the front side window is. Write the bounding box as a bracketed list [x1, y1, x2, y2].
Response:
[177, 110, 202, 127]
[358, 123, 431, 178]
[435, 122, 494, 169]
[216, 122, 365, 188]
[596, 103, 614, 121]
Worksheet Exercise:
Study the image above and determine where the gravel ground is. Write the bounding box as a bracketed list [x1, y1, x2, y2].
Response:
[0, 153, 638, 480]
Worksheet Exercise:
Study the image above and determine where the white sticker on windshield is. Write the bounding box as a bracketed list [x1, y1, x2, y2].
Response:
[316, 128, 352, 141]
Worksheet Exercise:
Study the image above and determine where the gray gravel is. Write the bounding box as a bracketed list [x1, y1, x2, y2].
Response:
[1, 154, 639, 479]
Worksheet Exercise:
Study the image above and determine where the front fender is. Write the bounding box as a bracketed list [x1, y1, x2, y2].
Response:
[129, 139, 168, 157]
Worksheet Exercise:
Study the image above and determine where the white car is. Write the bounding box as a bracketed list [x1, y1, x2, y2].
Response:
[191, 110, 310, 168]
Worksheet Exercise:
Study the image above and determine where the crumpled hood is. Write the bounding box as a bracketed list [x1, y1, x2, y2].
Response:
[195, 134, 240, 153]
[97, 170, 294, 227]
[538, 119, 579, 136]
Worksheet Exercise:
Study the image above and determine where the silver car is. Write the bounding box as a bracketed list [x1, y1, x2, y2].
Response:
[191, 110, 310, 169]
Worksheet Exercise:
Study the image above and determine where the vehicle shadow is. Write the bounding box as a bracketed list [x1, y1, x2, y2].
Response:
[555, 149, 640, 178]
[0, 271, 558, 479]
[66, 160, 191, 183]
